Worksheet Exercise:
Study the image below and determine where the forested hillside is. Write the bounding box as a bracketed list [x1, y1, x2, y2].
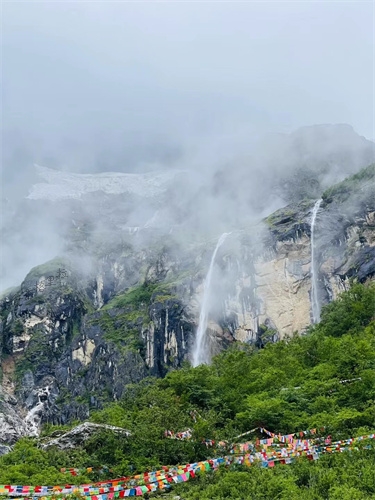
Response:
[0, 283, 374, 499]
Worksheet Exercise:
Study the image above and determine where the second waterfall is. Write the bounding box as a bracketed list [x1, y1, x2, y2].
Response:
[192, 233, 230, 367]
[310, 199, 323, 324]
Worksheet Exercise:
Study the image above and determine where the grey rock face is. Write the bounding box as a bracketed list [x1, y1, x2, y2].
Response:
[40, 422, 130, 450]
[0, 165, 374, 449]
[0, 444, 11, 456]
[0, 388, 28, 447]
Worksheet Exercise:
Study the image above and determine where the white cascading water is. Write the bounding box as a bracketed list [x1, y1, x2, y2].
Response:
[25, 402, 44, 437]
[310, 199, 323, 323]
[192, 233, 230, 367]
[24, 386, 50, 437]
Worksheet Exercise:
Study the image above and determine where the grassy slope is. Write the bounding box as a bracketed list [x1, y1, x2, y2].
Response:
[322, 163, 375, 204]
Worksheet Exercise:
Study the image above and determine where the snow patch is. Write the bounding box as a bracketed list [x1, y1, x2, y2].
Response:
[27, 165, 184, 201]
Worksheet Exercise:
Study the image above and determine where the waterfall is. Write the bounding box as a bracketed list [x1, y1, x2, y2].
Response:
[24, 386, 51, 437]
[310, 199, 322, 323]
[192, 233, 230, 367]
[25, 402, 44, 437]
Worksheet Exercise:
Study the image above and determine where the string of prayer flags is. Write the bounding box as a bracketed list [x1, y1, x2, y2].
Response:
[1, 433, 374, 499]
[164, 425, 326, 451]
[259, 426, 325, 441]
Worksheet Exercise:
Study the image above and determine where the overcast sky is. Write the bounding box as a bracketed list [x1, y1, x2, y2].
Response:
[1, 0, 374, 291]
[2, 1, 374, 182]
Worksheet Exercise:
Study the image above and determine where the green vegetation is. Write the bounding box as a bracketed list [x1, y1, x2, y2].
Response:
[168, 451, 375, 499]
[96, 311, 141, 349]
[98, 282, 180, 349]
[98, 284, 150, 348]
[72, 319, 81, 338]
[103, 280, 181, 311]
[0, 439, 94, 485]
[103, 282, 159, 310]
[257, 323, 278, 345]
[153, 294, 176, 303]
[27, 294, 46, 305]
[265, 201, 312, 224]
[9, 319, 24, 336]
[24, 257, 69, 283]
[264, 200, 312, 240]
[13, 327, 58, 381]
[0, 283, 374, 498]
[322, 163, 375, 204]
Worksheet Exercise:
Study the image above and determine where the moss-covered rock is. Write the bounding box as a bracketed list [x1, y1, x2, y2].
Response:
[264, 200, 313, 242]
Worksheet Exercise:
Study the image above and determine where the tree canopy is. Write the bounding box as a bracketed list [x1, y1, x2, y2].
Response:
[0, 283, 374, 498]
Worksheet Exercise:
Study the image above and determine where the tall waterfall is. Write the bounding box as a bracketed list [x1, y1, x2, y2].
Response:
[192, 233, 230, 367]
[310, 199, 323, 323]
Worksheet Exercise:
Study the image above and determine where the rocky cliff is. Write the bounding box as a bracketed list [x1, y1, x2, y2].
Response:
[0, 163, 374, 451]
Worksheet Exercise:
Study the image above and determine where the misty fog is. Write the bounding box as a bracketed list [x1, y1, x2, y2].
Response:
[1, 1, 374, 291]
